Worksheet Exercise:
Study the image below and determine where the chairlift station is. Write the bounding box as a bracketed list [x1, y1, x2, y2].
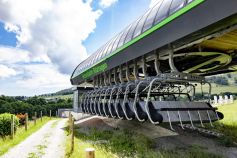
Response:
[70, 0, 237, 129]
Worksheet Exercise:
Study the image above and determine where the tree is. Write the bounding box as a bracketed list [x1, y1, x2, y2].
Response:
[0, 96, 72, 117]
[0, 100, 14, 114]
[227, 74, 232, 78]
[210, 76, 229, 85]
[234, 78, 237, 84]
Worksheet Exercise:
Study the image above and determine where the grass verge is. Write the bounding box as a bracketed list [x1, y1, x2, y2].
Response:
[209, 100, 237, 146]
[0, 117, 53, 156]
[65, 124, 221, 158]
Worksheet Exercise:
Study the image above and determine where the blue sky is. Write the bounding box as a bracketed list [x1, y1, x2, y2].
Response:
[84, 0, 151, 54]
[0, 0, 154, 96]
[0, 23, 17, 46]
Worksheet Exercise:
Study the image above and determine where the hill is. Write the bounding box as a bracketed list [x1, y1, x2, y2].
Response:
[39, 88, 73, 99]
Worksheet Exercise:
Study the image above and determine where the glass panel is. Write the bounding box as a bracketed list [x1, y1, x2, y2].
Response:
[83, 62, 86, 69]
[117, 24, 132, 49]
[88, 56, 93, 65]
[87, 53, 94, 66]
[97, 41, 110, 62]
[73, 66, 80, 77]
[102, 36, 117, 58]
[89, 52, 97, 65]
[80, 62, 86, 72]
[85, 58, 90, 68]
[105, 35, 119, 56]
[133, 9, 152, 38]
[111, 31, 123, 53]
[142, 0, 163, 32]
[169, 0, 186, 15]
[79, 62, 84, 71]
[92, 46, 103, 64]
[124, 18, 141, 44]
[154, 0, 172, 25]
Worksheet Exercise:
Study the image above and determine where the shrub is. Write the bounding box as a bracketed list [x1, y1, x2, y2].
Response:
[208, 76, 229, 85]
[234, 78, 237, 84]
[0, 113, 19, 138]
[16, 113, 26, 125]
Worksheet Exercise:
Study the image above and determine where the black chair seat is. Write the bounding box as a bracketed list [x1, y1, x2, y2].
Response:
[94, 103, 100, 114]
[147, 101, 163, 123]
[115, 102, 125, 118]
[99, 103, 105, 116]
[104, 103, 112, 117]
[124, 102, 135, 119]
[135, 102, 148, 120]
[110, 103, 118, 117]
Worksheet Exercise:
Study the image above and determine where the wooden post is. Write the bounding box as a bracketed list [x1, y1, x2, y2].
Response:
[70, 117, 74, 153]
[11, 115, 14, 139]
[85, 148, 95, 158]
[25, 113, 28, 131]
[40, 111, 42, 122]
[56, 111, 58, 117]
[68, 112, 72, 134]
[50, 110, 51, 118]
[34, 112, 37, 125]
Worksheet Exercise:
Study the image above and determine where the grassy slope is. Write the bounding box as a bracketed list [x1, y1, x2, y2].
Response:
[0, 117, 52, 156]
[218, 100, 237, 124]
[213, 101, 237, 144]
[42, 94, 73, 100]
[65, 123, 116, 158]
[196, 83, 237, 94]
[64, 101, 237, 158]
[65, 125, 221, 158]
[65, 137, 116, 158]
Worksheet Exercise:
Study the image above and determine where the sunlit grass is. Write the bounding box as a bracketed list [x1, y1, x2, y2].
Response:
[211, 100, 237, 145]
[196, 83, 237, 94]
[0, 117, 53, 156]
[65, 124, 221, 158]
[65, 136, 117, 158]
[43, 94, 73, 100]
[217, 100, 237, 124]
[65, 123, 117, 158]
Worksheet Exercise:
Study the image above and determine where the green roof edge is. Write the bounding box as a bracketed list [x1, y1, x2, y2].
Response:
[75, 0, 205, 80]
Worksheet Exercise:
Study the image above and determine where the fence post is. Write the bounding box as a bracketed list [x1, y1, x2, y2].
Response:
[34, 112, 37, 125]
[71, 117, 74, 153]
[85, 148, 95, 158]
[69, 112, 72, 134]
[11, 115, 14, 139]
[50, 110, 51, 118]
[40, 111, 42, 122]
[56, 111, 58, 117]
[25, 113, 28, 131]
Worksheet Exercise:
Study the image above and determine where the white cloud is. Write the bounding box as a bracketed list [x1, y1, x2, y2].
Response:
[16, 64, 71, 89]
[99, 0, 118, 8]
[0, 64, 17, 78]
[0, 0, 102, 74]
[0, 46, 31, 64]
[0, 0, 120, 96]
[0, 46, 70, 95]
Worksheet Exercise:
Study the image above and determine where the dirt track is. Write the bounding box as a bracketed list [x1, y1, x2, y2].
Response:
[1, 119, 67, 158]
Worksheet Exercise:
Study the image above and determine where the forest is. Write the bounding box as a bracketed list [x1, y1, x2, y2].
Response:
[0, 95, 72, 118]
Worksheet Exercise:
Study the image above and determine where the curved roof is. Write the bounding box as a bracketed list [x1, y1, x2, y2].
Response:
[71, 0, 195, 79]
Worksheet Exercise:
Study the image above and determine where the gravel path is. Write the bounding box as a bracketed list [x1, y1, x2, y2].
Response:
[1, 119, 67, 158]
